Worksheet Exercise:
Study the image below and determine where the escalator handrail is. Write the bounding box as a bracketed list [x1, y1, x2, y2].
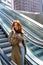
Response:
[13, 9, 43, 28]
[1, 1, 11, 8]
[23, 27, 43, 42]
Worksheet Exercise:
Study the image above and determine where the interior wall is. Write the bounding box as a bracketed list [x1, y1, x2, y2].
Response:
[19, 11, 43, 24]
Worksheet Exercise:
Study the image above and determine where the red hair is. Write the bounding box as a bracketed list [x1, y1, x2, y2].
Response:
[11, 20, 22, 33]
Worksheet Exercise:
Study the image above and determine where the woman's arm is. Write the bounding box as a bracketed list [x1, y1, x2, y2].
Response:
[8, 31, 18, 46]
[8, 31, 13, 44]
[22, 40, 26, 54]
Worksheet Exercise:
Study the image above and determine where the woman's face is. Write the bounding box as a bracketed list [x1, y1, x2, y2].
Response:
[14, 23, 18, 30]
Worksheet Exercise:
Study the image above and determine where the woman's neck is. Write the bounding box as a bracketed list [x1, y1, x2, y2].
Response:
[14, 28, 22, 34]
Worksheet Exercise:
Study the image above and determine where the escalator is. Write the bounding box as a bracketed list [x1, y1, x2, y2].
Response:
[0, 7, 43, 64]
[0, 8, 43, 47]
[1, 8, 43, 31]
[0, 8, 43, 40]
[0, 17, 43, 65]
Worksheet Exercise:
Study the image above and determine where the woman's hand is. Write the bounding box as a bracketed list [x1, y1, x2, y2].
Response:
[11, 27, 14, 32]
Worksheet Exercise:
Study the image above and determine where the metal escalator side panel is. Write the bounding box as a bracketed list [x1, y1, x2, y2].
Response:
[0, 48, 17, 65]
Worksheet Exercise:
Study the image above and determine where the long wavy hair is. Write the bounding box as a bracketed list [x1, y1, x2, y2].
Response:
[11, 20, 23, 33]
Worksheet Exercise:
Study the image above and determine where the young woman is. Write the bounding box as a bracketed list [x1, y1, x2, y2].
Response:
[8, 20, 26, 65]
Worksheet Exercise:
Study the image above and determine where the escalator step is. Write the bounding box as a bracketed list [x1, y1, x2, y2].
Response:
[0, 29, 2, 31]
[39, 56, 43, 60]
[0, 42, 11, 48]
[35, 49, 43, 56]
[3, 46, 12, 54]
[27, 42, 34, 47]
[31, 47, 40, 52]
[0, 35, 6, 38]
[0, 38, 8, 43]
[7, 53, 11, 57]
[0, 32, 4, 35]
